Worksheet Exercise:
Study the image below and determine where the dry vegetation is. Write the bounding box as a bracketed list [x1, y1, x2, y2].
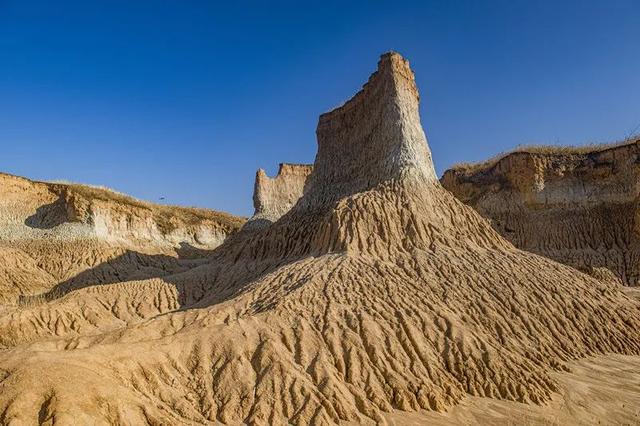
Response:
[54, 181, 246, 231]
[450, 136, 640, 174]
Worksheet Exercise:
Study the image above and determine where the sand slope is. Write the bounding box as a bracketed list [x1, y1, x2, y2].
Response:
[388, 354, 640, 425]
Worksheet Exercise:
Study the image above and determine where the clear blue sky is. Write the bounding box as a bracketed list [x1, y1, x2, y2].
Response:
[1, 1, 639, 216]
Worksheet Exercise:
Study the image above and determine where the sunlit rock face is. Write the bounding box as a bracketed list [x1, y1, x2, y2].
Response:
[245, 163, 313, 230]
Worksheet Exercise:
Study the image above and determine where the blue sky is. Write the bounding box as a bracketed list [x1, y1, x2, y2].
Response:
[1, 1, 639, 216]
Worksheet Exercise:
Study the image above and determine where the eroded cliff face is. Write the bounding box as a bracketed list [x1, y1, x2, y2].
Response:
[0, 172, 243, 246]
[245, 163, 313, 229]
[0, 172, 245, 304]
[441, 139, 640, 285]
[304, 52, 438, 209]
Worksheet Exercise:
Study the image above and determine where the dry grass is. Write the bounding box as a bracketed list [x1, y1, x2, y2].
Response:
[44, 180, 246, 231]
[450, 136, 640, 174]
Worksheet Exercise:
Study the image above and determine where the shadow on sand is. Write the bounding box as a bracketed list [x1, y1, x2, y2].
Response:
[16, 242, 215, 307]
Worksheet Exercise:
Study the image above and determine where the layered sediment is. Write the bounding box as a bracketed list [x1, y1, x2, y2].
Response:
[0, 53, 638, 426]
[0, 172, 243, 245]
[441, 140, 640, 285]
[0, 173, 244, 304]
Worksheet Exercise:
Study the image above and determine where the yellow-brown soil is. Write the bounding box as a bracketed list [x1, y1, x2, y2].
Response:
[0, 172, 244, 306]
[0, 53, 638, 425]
[442, 139, 640, 286]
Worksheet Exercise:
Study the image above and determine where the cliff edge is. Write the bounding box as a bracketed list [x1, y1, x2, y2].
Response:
[0, 172, 245, 304]
[441, 139, 640, 285]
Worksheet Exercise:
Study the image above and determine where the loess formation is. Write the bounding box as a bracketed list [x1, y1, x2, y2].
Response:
[244, 163, 313, 230]
[0, 172, 245, 307]
[0, 53, 639, 425]
[442, 140, 640, 286]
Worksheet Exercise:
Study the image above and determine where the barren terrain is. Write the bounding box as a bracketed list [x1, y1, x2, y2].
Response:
[1, 53, 639, 425]
[245, 163, 313, 230]
[0, 172, 244, 307]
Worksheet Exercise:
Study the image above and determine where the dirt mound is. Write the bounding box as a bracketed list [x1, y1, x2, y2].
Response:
[0, 173, 245, 304]
[441, 140, 640, 286]
[245, 163, 313, 229]
[0, 52, 639, 425]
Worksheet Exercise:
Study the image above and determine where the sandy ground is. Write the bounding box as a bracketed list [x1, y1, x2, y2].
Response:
[385, 354, 640, 425]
